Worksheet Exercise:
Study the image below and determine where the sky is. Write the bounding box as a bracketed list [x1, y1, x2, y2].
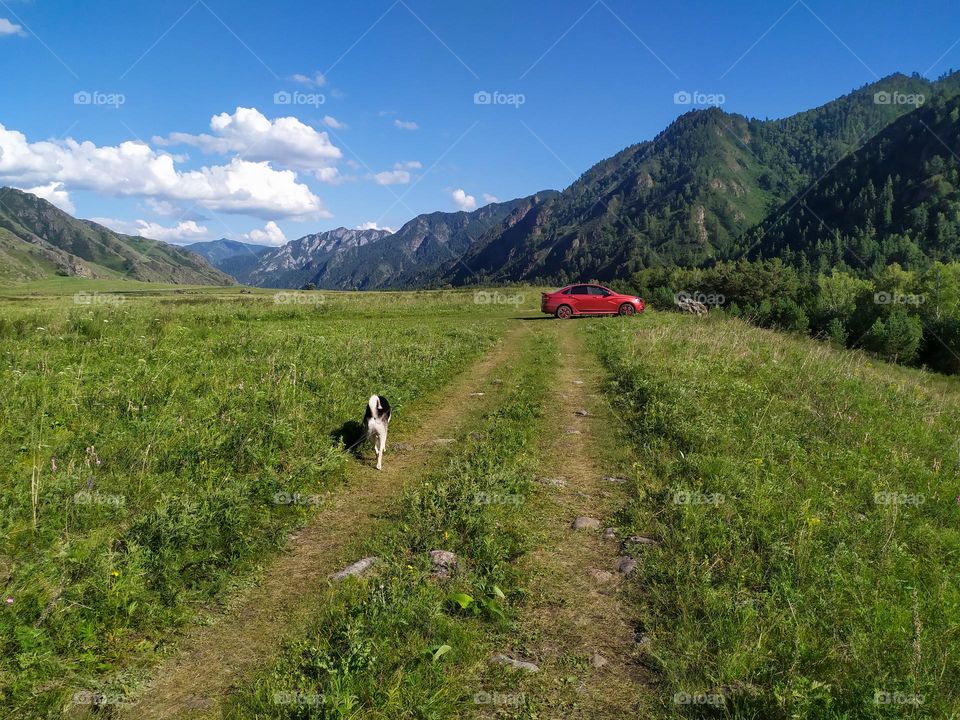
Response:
[0, 0, 959, 246]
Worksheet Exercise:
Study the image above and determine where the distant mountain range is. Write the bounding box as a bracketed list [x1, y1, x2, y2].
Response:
[3, 71, 958, 289]
[0, 188, 232, 285]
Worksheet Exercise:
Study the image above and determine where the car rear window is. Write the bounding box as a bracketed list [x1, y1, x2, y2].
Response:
[570, 285, 590, 295]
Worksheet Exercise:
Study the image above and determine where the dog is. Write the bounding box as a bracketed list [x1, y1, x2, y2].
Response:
[363, 394, 392, 470]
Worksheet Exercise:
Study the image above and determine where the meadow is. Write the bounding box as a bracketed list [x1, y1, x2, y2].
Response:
[1, 281, 958, 719]
[0, 283, 527, 717]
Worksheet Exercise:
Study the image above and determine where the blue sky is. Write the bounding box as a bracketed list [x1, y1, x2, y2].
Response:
[1, 0, 959, 246]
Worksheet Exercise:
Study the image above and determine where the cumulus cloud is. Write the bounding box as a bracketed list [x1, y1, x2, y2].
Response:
[372, 169, 410, 185]
[292, 71, 326, 87]
[91, 217, 210, 243]
[394, 119, 419, 131]
[22, 182, 74, 213]
[357, 221, 394, 233]
[482, 193, 499, 204]
[242, 220, 287, 246]
[369, 161, 421, 186]
[322, 115, 346, 130]
[154, 107, 341, 173]
[0, 19, 25, 36]
[451, 188, 477, 211]
[0, 122, 329, 218]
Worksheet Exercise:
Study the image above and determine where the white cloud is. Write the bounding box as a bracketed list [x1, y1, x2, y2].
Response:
[394, 119, 419, 131]
[357, 221, 394, 233]
[372, 169, 411, 186]
[0, 122, 329, 218]
[322, 115, 346, 130]
[369, 161, 421, 186]
[242, 220, 287, 246]
[482, 193, 499, 204]
[22, 182, 74, 213]
[0, 19, 25, 37]
[90, 217, 210, 243]
[292, 71, 326, 87]
[451, 188, 477, 211]
[154, 107, 341, 172]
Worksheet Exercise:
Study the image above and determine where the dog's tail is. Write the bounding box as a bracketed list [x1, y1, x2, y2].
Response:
[368, 394, 380, 416]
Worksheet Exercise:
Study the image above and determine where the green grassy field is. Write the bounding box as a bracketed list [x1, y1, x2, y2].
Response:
[1, 282, 958, 719]
[590, 314, 960, 719]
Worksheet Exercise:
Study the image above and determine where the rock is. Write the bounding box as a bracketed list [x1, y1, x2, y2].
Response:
[603, 475, 628, 484]
[571, 380, 584, 385]
[571, 516, 600, 530]
[490, 653, 540, 673]
[588, 568, 615, 583]
[574, 409, 591, 417]
[425, 438, 455, 446]
[603, 527, 618, 540]
[329, 556, 378, 581]
[538, 476, 566, 487]
[591, 652, 608, 668]
[676, 296, 708, 316]
[564, 427, 581, 435]
[616, 556, 638, 575]
[429, 550, 457, 578]
[626, 535, 660, 546]
[391, 442, 414, 452]
[469, 392, 485, 397]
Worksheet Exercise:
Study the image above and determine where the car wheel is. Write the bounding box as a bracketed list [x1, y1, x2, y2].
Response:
[618, 303, 636, 316]
[556, 305, 573, 319]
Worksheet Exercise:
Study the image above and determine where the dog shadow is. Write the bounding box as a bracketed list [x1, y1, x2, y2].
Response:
[331, 419, 366, 458]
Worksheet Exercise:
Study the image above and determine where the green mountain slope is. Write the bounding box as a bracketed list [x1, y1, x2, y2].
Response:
[741, 93, 960, 273]
[440, 73, 953, 286]
[0, 188, 233, 285]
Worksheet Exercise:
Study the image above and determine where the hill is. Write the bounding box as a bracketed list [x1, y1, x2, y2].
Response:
[0, 188, 233, 285]
[439, 73, 944, 286]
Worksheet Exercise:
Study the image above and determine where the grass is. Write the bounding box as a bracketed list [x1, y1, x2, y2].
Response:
[586, 311, 960, 719]
[0, 286, 528, 717]
[223, 325, 556, 718]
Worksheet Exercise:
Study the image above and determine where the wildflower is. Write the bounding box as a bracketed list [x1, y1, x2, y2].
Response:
[111, 571, 120, 577]
[406, 564, 414, 572]
[4, 597, 12, 605]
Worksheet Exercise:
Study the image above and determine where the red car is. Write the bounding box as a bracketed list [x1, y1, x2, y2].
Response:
[541, 284, 645, 319]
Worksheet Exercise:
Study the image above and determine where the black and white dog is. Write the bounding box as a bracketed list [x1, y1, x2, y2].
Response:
[363, 394, 392, 470]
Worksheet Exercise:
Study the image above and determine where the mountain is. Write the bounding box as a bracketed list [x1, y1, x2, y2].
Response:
[240, 195, 552, 289]
[742, 92, 960, 274]
[436, 73, 947, 286]
[184, 238, 271, 283]
[0, 188, 233, 285]
[245, 227, 392, 288]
